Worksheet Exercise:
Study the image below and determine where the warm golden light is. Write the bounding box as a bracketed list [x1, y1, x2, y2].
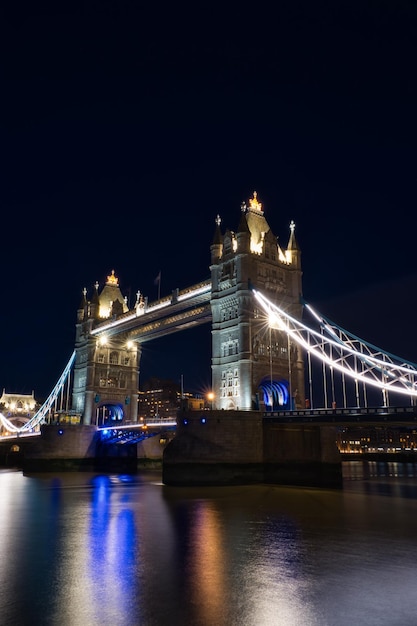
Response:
[249, 190, 262, 212]
[106, 269, 118, 286]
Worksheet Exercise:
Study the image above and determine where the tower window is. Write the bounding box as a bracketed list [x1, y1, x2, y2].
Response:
[109, 351, 119, 365]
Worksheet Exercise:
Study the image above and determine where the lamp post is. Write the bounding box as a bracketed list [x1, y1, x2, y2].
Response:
[207, 392, 214, 410]
[287, 330, 292, 410]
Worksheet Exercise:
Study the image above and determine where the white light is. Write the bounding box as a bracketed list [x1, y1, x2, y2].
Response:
[252, 289, 417, 397]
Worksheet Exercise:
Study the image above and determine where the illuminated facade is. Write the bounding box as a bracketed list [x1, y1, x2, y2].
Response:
[72, 271, 140, 424]
[210, 192, 304, 410]
[0, 390, 39, 431]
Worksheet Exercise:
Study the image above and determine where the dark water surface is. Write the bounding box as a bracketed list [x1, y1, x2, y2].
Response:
[1, 462, 417, 626]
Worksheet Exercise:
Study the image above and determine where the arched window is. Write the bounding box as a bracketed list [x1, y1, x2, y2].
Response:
[109, 351, 119, 365]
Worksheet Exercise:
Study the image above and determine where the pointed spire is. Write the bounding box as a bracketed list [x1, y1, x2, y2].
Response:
[287, 220, 300, 251]
[212, 214, 223, 245]
[90, 280, 100, 319]
[78, 287, 88, 310]
[238, 202, 250, 234]
[77, 287, 88, 322]
[91, 281, 100, 305]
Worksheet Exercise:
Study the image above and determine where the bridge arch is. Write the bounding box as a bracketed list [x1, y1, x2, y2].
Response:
[94, 402, 124, 426]
[258, 376, 291, 411]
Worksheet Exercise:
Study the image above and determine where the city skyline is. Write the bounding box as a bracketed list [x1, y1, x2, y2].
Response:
[3, 1, 417, 399]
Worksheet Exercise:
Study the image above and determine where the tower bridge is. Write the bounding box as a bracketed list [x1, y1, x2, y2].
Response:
[68, 190, 305, 427]
[1, 190, 417, 486]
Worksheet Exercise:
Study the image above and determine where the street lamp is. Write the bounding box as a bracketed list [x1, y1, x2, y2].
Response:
[207, 392, 214, 410]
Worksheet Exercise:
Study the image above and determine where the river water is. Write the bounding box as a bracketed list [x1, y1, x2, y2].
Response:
[1, 461, 417, 626]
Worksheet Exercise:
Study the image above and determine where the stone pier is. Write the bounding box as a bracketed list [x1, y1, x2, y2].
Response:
[162, 410, 343, 488]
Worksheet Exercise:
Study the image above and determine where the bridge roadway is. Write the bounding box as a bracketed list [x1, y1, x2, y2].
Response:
[100, 406, 417, 445]
[97, 419, 177, 444]
[0, 418, 177, 445]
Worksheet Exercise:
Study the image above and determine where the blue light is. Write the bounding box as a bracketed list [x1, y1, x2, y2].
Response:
[201, 417, 206, 424]
[58, 429, 63, 435]
[183, 419, 188, 425]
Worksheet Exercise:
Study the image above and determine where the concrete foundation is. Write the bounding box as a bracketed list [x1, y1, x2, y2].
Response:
[0, 424, 173, 472]
[163, 410, 343, 488]
[1, 413, 343, 487]
[21, 424, 137, 472]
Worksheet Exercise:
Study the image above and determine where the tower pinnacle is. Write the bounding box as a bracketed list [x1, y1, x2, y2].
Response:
[248, 191, 263, 213]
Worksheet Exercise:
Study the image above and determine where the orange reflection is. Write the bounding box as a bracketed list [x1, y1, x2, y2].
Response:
[189, 503, 226, 624]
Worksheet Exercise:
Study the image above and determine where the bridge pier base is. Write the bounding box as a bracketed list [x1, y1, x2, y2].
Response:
[21, 424, 98, 472]
[20, 424, 137, 473]
[163, 411, 343, 488]
[262, 422, 343, 488]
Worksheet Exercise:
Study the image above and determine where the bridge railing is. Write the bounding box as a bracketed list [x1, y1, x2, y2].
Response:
[265, 406, 417, 419]
[98, 418, 177, 430]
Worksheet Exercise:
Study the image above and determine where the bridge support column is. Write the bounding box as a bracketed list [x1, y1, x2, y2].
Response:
[83, 390, 95, 425]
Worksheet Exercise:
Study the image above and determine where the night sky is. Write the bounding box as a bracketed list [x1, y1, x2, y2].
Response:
[3, 1, 417, 400]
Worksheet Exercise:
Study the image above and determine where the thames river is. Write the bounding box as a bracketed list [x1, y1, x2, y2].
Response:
[1, 462, 417, 626]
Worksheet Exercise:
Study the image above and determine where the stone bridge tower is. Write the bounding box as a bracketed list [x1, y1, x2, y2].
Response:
[210, 192, 304, 411]
[72, 271, 140, 425]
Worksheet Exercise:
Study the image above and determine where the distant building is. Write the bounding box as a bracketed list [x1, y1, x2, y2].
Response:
[137, 378, 208, 422]
[138, 378, 181, 422]
[0, 389, 39, 431]
[338, 426, 417, 454]
[182, 393, 206, 411]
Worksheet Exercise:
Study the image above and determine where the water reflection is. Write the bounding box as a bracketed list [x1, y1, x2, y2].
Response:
[86, 475, 138, 625]
[343, 460, 417, 499]
[1, 466, 417, 625]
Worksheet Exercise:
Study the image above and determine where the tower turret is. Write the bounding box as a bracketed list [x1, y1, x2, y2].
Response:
[286, 220, 301, 269]
[210, 214, 223, 264]
[77, 287, 88, 322]
[236, 202, 251, 254]
[72, 270, 140, 425]
[90, 282, 100, 319]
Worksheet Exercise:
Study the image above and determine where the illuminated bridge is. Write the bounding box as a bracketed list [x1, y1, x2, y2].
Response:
[1, 192, 417, 472]
[98, 420, 177, 445]
[2, 288, 417, 438]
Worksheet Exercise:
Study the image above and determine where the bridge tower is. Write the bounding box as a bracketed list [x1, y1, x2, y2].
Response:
[210, 192, 304, 411]
[72, 271, 140, 425]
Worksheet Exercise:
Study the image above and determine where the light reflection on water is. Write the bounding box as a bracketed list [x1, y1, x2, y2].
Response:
[0, 464, 417, 625]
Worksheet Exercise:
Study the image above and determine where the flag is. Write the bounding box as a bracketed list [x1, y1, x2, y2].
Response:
[154, 271, 161, 285]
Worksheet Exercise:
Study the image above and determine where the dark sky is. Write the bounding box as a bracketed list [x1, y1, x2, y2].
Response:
[2, 1, 417, 400]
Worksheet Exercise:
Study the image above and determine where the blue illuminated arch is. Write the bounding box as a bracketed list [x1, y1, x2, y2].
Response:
[259, 377, 290, 411]
[96, 403, 124, 425]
